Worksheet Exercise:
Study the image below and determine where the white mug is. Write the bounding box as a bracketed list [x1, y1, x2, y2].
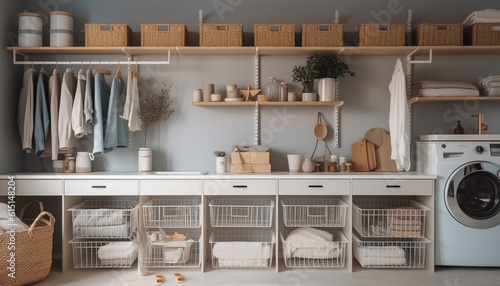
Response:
[75, 152, 94, 173]
[287, 154, 305, 173]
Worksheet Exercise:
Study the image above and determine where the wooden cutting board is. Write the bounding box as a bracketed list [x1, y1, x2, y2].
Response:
[351, 138, 377, 171]
[364, 128, 398, 171]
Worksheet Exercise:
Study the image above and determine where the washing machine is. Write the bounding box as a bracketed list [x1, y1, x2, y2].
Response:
[417, 135, 500, 266]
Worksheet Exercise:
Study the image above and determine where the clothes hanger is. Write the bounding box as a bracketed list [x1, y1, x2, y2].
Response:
[115, 65, 123, 81]
[93, 61, 111, 75]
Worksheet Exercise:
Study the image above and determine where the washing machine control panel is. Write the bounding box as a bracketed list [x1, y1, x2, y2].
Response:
[490, 144, 500, 156]
[476, 145, 485, 154]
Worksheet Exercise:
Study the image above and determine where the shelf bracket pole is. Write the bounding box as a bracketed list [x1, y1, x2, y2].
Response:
[254, 101, 260, 146]
[333, 80, 340, 148]
[334, 10, 339, 24]
[255, 47, 260, 89]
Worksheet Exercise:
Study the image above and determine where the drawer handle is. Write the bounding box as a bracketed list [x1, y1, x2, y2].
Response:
[91, 186, 107, 189]
[233, 185, 248, 189]
[386, 185, 401, 188]
[308, 185, 324, 188]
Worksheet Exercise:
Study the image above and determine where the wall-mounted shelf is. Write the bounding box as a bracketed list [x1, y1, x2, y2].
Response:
[192, 101, 343, 106]
[408, 96, 500, 104]
[8, 45, 500, 56]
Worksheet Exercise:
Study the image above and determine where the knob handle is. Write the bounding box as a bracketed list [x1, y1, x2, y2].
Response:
[476, 146, 485, 154]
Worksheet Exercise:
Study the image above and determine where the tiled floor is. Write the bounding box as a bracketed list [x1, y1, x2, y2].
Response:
[34, 262, 500, 286]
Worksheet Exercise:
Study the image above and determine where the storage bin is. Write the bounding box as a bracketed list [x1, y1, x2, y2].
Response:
[358, 23, 405, 46]
[143, 198, 201, 228]
[254, 24, 295, 46]
[209, 198, 274, 227]
[352, 199, 429, 238]
[18, 12, 43, 47]
[199, 23, 242, 46]
[141, 24, 187, 46]
[68, 200, 138, 239]
[209, 230, 275, 269]
[69, 239, 138, 268]
[141, 230, 201, 268]
[301, 24, 343, 47]
[85, 24, 131, 47]
[280, 229, 348, 268]
[414, 23, 462, 46]
[464, 23, 500, 45]
[281, 198, 348, 227]
[353, 233, 430, 269]
[50, 11, 74, 47]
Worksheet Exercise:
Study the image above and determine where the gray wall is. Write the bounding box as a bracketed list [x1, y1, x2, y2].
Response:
[11, 0, 500, 172]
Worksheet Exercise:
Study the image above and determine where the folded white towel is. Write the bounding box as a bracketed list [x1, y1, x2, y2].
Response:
[463, 9, 500, 28]
[98, 241, 137, 260]
[73, 211, 126, 227]
[357, 246, 405, 258]
[284, 228, 339, 259]
[74, 223, 129, 238]
[386, 217, 422, 227]
[484, 87, 500, 96]
[0, 203, 9, 220]
[414, 80, 477, 90]
[212, 242, 272, 260]
[0, 217, 29, 231]
[217, 258, 269, 268]
[479, 75, 500, 88]
[412, 88, 479, 97]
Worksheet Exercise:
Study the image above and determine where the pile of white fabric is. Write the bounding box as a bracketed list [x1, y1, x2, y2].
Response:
[0, 202, 29, 235]
[479, 76, 500, 96]
[463, 9, 500, 28]
[412, 80, 479, 97]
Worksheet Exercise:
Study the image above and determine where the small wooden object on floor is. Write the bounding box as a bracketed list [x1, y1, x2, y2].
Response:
[154, 274, 165, 285]
[173, 273, 184, 283]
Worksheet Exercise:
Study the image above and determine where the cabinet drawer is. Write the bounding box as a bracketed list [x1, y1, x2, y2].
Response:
[65, 180, 138, 196]
[279, 180, 350, 195]
[352, 179, 433, 196]
[140, 180, 202, 195]
[204, 180, 276, 195]
[0, 179, 62, 196]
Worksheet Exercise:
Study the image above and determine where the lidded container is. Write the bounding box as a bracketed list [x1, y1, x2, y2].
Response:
[50, 11, 74, 47]
[18, 12, 43, 47]
[279, 82, 288, 101]
[263, 77, 280, 101]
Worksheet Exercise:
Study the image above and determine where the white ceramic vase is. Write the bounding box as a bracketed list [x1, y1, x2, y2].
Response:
[138, 148, 152, 173]
[318, 78, 338, 102]
[216, 156, 227, 173]
[302, 158, 315, 173]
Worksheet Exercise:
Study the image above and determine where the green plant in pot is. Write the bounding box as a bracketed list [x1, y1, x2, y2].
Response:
[306, 53, 354, 101]
[292, 64, 316, 94]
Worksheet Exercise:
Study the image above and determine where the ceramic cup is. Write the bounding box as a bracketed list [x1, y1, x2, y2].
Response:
[302, 92, 316, 102]
[193, 89, 203, 102]
[211, 93, 222, 102]
[53, 160, 64, 173]
[227, 90, 240, 98]
[288, 92, 297, 101]
[226, 84, 238, 91]
[287, 154, 305, 173]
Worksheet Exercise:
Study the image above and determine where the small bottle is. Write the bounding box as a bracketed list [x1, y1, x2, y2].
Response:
[328, 157, 337, 172]
[339, 155, 347, 172]
[317, 155, 325, 172]
[64, 153, 76, 173]
[345, 163, 353, 172]
[263, 77, 280, 101]
[279, 82, 288, 101]
[454, 120, 464, 134]
[331, 155, 339, 172]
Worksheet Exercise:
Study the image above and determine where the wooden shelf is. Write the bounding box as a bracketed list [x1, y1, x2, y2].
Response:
[8, 45, 500, 56]
[192, 101, 343, 106]
[408, 96, 500, 104]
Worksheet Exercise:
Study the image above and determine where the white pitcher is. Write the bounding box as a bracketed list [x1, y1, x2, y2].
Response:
[75, 152, 94, 173]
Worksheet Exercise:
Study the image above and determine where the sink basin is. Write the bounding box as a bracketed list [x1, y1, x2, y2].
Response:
[144, 171, 207, 175]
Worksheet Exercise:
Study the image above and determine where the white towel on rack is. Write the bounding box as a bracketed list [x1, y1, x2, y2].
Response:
[388, 58, 410, 171]
[121, 71, 142, 131]
[98, 241, 137, 260]
[463, 9, 500, 28]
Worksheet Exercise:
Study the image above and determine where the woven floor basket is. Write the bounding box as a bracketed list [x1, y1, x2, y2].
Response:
[0, 201, 55, 286]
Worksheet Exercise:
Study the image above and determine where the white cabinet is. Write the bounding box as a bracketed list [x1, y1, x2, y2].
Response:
[65, 180, 138, 195]
[352, 179, 433, 196]
[0, 179, 63, 196]
[140, 180, 202, 195]
[278, 179, 349, 195]
[204, 179, 276, 195]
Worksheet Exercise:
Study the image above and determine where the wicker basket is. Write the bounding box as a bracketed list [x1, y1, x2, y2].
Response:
[0, 201, 55, 286]
[254, 24, 295, 46]
[199, 23, 242, 46]
[85, 24, 131, 47]
[302, 24, 343, 47]
[414, 23, 463, 46]
[359, 23, 405, 46]
[141, 24, 187, 46]
[464, 23, 500, 45]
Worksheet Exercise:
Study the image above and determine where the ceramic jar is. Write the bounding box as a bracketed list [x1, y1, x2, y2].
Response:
[18, 12, 43, 47]
[75, 152, 94, 173]
[139, 148, 152, 173]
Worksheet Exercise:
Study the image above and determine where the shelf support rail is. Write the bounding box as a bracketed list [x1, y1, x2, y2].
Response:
[12, 49, 170, 66]
[255, 47, 260, 89]
[254, 101, 260, 145]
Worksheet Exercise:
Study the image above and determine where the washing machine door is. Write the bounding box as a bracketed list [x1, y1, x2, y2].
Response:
[445, 161, 500, 228]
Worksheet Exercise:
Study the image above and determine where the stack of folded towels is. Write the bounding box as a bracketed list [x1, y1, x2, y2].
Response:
[385, 206, 422, 237]
[354, 244, 406, 267]
[412, 80, 479, 97]
[284, 227, 339, 259]
[479, 76, 500, 96]
[98, 241, 138, 266]
[463, 9, 500, 28]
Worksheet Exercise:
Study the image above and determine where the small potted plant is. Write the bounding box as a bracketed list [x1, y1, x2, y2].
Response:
[306, 53, 355, 101]
[214, 151, 227, 173]
[292, 64, 316, 94]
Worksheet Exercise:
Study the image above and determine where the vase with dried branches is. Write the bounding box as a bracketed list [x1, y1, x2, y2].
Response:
[136, 83, 175, 172]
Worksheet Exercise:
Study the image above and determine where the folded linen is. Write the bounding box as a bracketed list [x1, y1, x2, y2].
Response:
[212, 242, 272, 260]
[357, 246, 405, 258]
[386, 217, 422, 227]
[0, 203, 9, 219]
[479, 75, 500, 88]
[414, 80, 478, 90]
[74, 223, 129, 238]
[284, 227, 339, 259]
[463, 9, 500, 28]
[98, 241, 137, 260]
[412, 88, 479, 97]
[100, 256, 137, 267]
[390, 230, 421, 237]
[73, 211, 126, 227]
[389, 224, 421, 231]
[217, 258, 269, 268]
[0, 217, 29, 231]
[484, 87, 500, 96]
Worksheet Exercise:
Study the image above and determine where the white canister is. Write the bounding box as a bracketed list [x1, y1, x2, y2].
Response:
[216, 156, 227, 173]
[75, 152, 94, 173]
[18, 12, 43, 47]
[50, 11, 74, 47]
[193, 89, 203, 102]
[139, 148, 152, 173]
[203, 84, 214, 102]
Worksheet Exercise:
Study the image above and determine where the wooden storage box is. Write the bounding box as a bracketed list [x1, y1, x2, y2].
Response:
[231, 152, 270, 164]
[85, 24, 131, 47]
[141, 24, 187, 46]
[230, 164, 271, 173]
[302, 24, 343, 47]
[199, 23, 242, 46]
[414, 23, 462, 46]
[254, 24, 295, 46]
[464, 23, 500, 45]
[358, 23, 405, 46]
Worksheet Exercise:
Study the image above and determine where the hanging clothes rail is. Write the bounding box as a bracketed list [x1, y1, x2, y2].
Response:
[11, 49, 170, 66]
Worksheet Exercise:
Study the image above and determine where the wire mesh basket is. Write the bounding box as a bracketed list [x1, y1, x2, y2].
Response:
[352, 199, 429, 238]
[209, 198, 274, 227]
[69, 239, 138, 268]
[68, 200, 139, 239]
[209, 230, 275, 269]
[280, 229, 348, 268]
[140, 230, 201, 268]
[281, 198, 348, 227]
[353, 233, 430, 269]
[143, 198, 202, 228]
